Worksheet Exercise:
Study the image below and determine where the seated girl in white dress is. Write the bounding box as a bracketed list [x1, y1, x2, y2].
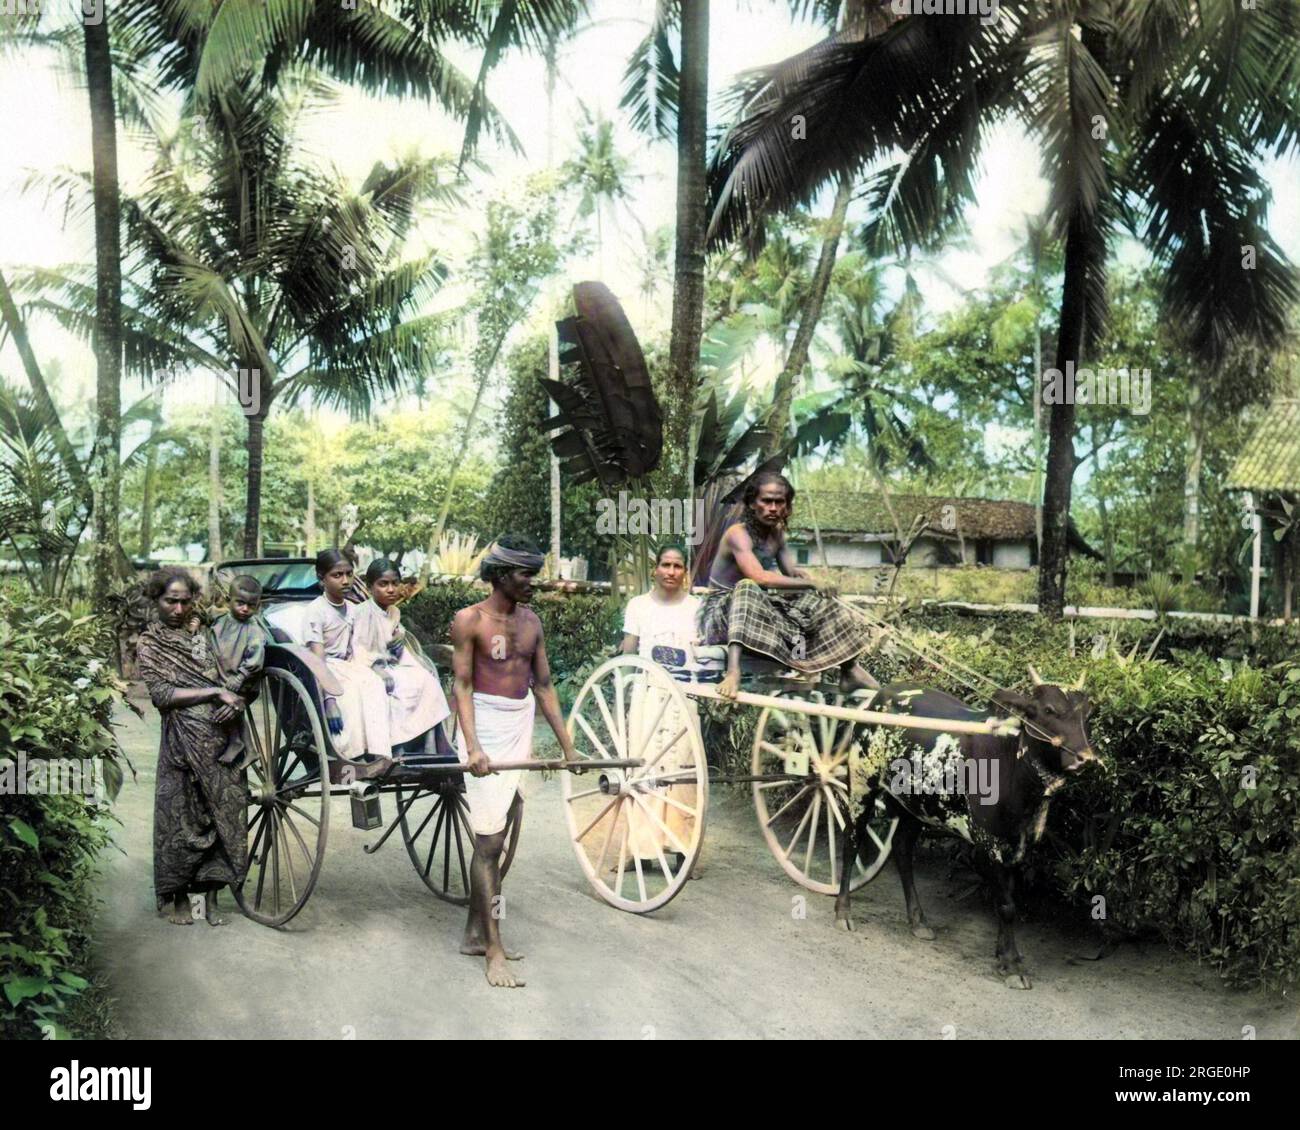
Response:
[352, 559, 451, 759]
[304, 549, 392, 760]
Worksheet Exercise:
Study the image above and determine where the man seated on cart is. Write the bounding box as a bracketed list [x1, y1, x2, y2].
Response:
[700, 471, 880, 700]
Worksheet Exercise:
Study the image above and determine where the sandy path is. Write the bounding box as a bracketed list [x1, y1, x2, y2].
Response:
[92, 694, 1297, 1039]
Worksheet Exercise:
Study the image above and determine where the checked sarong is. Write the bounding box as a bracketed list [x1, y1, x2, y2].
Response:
[698, 579, 868, 673]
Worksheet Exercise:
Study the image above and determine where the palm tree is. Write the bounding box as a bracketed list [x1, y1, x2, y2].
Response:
[425, 181, 570, 576]
[666, 0, 709, 500]
[121, 0, 588, 156]
[1, 3, 159, 599]
[705, 3, 1300, 617]
[28, 81, 459, 556]
[789, 255, 933, 478]
[562, 107, 635, 276]
[82, 9, 123, 601]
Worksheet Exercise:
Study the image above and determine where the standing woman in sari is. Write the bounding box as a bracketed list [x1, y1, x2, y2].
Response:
[136, 568, 249, 926]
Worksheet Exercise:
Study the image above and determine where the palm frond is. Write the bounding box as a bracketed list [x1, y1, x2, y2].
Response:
[1125, 92, 1298, 365]
[707, 14, 1026, 248]
[620, 0, 680, 141]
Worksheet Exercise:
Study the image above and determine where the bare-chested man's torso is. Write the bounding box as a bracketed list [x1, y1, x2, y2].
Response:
[453, 602, 542, 698]
[709, 523, 784, 589]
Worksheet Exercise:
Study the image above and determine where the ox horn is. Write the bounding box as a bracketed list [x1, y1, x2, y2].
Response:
[1027, 664, 1045, 686]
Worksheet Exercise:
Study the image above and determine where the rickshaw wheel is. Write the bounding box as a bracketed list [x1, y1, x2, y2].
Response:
[396, 772, 522, 906]
[233, 667, 330, 927]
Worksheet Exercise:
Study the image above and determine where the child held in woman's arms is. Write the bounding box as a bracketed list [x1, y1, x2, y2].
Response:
[209, 574, 273, 767]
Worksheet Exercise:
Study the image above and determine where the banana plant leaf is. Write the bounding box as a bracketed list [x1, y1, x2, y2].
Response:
[692, 386, 773, 489]
[541, 281, 662, 490]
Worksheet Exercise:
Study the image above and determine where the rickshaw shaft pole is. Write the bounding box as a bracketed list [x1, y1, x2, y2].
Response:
[413, 758, 645, 774]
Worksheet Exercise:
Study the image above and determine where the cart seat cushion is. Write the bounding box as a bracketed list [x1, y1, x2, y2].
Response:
[691, 645, 788, 675]
[264, 602, 311, 646]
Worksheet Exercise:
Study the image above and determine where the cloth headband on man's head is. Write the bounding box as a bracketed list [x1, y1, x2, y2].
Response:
[482, 542, 545, 572]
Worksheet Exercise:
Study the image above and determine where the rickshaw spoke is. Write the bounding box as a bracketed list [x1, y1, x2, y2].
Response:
[451, 797, 470, 891]
[271, 681, 285, 769]
[614, 820, 629, 897]
[593, 796, 619, 876]
[825, 792, 837, 886]
[654, 789, 699, 818]
[281, 804, 315, 873]
[443, 804, 453, 893]
[638, 686, 673, 752]
[247, 806, 270, 864]
[613, 670, 627, 759]
[423, 799, 446, 879]
[626, 726, 685, 784]
[254, 810, 271, 910]
[575, 794, 621, 843]
[632, 850, 647, 904]
[590, 685, 624, 759]
[276, 810, 299, 903]
[825, 786, 847, 830]
[269, 807, 282, 915]
[574, 710, 615, 762]
[765, 783, 812, 829]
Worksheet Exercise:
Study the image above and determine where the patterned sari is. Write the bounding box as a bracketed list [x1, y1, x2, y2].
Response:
[137, 622, 249, 907]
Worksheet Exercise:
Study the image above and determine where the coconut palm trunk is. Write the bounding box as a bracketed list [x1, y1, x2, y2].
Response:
[243, 409, 267, 556]
[1182, 377, 1203, 583]
[665, 0, 709, 500]
[84, 12, 123, 600]
[1037, 216, 1090, 618]
[208, 383, 223, 561]
[305, 475, 316, 557]
[138, 404, 159, 557]
[760, 173, 852, 458]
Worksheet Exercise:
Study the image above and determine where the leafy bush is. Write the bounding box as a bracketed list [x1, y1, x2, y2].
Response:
[1052, 654, 1300, 987]
[0, 593, 127, 1038]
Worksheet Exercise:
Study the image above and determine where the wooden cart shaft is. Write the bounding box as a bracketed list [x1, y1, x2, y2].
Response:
[681, 683, 1019, 737]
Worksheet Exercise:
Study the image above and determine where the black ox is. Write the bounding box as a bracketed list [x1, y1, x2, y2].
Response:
[836, 668, 1098, 989]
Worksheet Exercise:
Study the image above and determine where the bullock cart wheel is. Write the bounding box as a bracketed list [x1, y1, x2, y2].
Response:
[233, 668, 330, 927]
[752, 691, 898, 895]
[562, 656, 707, 913]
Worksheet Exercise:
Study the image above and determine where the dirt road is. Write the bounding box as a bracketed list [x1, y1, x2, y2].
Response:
[93, 694, 1297, 1039]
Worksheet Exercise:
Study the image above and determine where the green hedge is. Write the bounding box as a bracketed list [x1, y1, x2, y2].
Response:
[0, 594, 127, 1039]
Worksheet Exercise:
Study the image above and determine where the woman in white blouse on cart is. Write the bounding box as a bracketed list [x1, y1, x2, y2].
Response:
[620, 545, 704, 878]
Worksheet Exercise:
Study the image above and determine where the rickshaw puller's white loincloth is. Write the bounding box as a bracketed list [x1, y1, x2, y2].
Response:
[456, 690, 532, 835]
